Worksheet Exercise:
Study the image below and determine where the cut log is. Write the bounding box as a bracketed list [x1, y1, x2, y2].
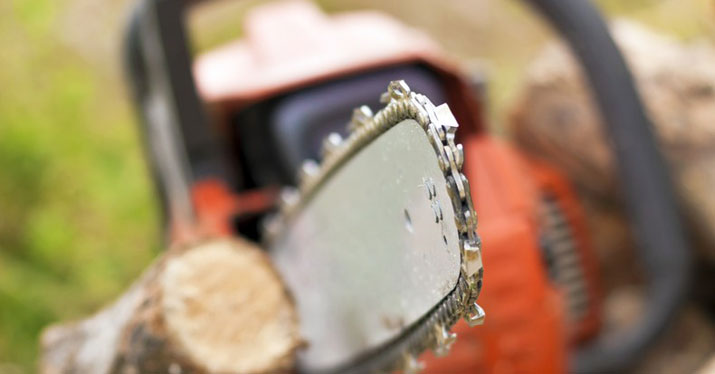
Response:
[40, 239, 301, 374]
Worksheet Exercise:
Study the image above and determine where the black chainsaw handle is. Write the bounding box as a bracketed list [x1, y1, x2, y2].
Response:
[124, 0, 230, 228]
[523, 0, 691, 373]
[125, 0, 221, 179]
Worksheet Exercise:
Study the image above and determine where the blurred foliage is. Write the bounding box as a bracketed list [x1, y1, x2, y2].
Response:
[0, 0, 711, 372]
[0, 0, 159, 370]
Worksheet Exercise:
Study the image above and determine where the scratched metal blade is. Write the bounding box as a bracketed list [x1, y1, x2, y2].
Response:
[269, 119, 461, 373]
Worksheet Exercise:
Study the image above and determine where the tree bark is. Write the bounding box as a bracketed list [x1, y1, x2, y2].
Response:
[40, 238, 301, 374]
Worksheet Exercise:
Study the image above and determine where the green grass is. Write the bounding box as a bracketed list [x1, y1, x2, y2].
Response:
[0, 0, 158, 370]
[0, 0, 710, 371]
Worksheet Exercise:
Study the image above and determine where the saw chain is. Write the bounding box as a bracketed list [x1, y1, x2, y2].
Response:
[265, 81, 484, 373]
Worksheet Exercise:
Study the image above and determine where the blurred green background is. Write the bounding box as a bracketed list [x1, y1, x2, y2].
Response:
[0, 0, 710, 371]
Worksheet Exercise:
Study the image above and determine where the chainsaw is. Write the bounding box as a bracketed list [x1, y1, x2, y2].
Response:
[124, 0, 690, 373]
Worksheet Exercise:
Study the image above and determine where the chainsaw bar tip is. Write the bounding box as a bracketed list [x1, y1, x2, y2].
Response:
[265, 81, 484, 374]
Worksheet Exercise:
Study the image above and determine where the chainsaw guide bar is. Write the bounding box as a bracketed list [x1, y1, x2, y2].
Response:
[265, 81, 484, 374]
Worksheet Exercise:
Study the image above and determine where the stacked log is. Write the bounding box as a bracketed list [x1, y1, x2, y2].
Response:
[508, 20, 715, 373]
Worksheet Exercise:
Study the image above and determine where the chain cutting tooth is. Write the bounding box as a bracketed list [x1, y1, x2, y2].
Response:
[321, 132, 343, 158]
[434, 103, 457, 141]
[465, 303, 486, 327]
[279, 187, 300, 210]
[379, 91, 391, 104]
[348, 105, 373, 132]
[462, 239, 483, 278]
[388, 80, 411, 100]
[433, 324, 457, 357]
[299, 159, 319, 182]
[444, 147, 465, 200]
[262, 213, 281, 241]
[455, 143, 464, 169]
[401, 353, 423, 374]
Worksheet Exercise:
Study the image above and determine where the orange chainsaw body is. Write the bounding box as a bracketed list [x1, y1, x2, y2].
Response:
[188, 2, 601, 372]
[419, 136, 568, 373]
